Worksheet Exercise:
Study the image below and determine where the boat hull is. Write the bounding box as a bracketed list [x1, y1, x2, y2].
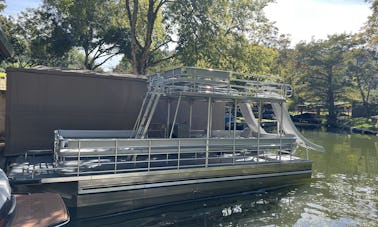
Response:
[11, 160, 311, 219]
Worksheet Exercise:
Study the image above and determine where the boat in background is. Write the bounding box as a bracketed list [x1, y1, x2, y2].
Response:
[6, 67, 323, 219]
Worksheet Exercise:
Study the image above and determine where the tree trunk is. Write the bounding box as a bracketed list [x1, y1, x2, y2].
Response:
[125, 0, 165, 75]
[356, 72, 370, 117]
[136, 55, 147, 75]
[326, 67, 337, 128]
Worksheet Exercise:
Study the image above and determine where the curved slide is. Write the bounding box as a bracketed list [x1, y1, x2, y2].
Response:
[239, 103, 268, 135]
[239, 102, 324, 152]
[271, 103, 325, 152]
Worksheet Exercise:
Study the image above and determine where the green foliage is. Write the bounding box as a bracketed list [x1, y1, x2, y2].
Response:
[343, 117, 378, 131]
[114, 49, 181, 75]
[294, 34, 353, 127]
[0, 7, 84, 69]
[363, 0, 378, 45]
[44, 0, 126, 70]
[1, 0, 377, 129]
[170, 0, 280, 74]
[345, 37, 378, 116]
[118, 0, 173, 75]
[0, 0, 5, 12]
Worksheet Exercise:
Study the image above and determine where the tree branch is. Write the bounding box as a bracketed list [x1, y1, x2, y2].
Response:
[149, 53, 176, 66]
[92, 53, 120, 70]
[150, 38, 173, 53]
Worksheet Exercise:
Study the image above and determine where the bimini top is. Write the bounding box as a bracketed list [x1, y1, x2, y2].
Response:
[148, 67, 292, 102]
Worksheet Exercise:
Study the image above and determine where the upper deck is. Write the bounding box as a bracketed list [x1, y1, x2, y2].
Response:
[148, 67, 292, 102]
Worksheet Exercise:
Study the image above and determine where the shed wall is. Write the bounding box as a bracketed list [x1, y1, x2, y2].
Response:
[5, 69, 147, 155]
[5, 68, 224, 156]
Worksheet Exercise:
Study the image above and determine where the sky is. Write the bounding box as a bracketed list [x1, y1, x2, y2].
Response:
[3, 0, 42, 16]
[264, 0, 372, 45]
[2, 0, 373, 71]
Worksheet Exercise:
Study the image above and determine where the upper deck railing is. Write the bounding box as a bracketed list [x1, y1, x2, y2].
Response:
[149, 67, 292, 99]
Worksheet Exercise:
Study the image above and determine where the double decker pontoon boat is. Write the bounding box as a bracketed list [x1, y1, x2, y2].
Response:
[7, 67, 323, 219]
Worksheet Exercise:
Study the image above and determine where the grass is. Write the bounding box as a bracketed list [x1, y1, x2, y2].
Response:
[341, 116, 378, 132]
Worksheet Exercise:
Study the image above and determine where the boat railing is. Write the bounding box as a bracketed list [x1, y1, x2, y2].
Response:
[149, 67, 292, 98]
[42, 135, 297, 178]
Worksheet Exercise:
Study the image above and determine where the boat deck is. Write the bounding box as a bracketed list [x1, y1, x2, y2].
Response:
[8, 148, 303, 182]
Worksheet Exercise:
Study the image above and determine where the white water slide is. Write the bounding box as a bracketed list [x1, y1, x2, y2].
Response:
[239, 103, 267, 134]
[239, 103, 325, 152]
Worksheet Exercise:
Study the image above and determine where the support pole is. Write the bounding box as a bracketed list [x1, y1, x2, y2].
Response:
[148, 140, 152, 171]
[209, 100, 213, 138]
[233, 99, 238, 164]
[166, 100, 171, 138]
[206, 96, 212, 167]
[189, 100, 193, 137]
[178, 140, 181, 169]
[228, 105, 232, 136]
[114, 140, 118, 173]
[257, 101, 262, 162]
[279, 102, 284, 160]
[77, 140, 81, 176]
[169, 95, 182, 139]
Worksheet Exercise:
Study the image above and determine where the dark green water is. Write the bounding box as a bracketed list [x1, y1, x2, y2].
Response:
[70, 131, 378, 226]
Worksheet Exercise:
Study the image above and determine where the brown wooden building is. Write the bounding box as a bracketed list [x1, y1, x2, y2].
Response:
[5, 68, 224, 156]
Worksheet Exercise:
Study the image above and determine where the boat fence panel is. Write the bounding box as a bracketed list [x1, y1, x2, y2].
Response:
[148, 67, 292, 100]
[46, 129, 298, 177]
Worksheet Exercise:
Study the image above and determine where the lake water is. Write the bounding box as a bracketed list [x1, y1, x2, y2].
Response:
[69, 130, 378, 226]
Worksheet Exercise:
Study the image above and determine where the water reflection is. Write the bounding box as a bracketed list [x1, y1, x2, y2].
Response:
[68, 131, 378, 226]
[69, 186, 305, 227]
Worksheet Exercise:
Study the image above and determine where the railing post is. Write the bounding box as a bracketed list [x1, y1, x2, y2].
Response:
[177, 140, 181, 170]
[77, 140, 81, 176]
[189, 100, 193, 137]
[232, 99, 238, 164]
[114, 139, 118, 174]
[148, 140, 151, 171]
[206, 96, 212, 167]
[290, 143, 293, 160]
[227, 105, 232, 136]
[257, 101, 262, 162]
[279, 102, 283, 161]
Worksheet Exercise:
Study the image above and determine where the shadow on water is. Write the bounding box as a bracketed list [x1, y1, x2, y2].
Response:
[67, 183, 310, 227]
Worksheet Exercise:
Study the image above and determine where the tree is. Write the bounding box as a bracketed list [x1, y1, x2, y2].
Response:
[44, 0, 125, 70]
[294, 35, 352, 127]
[364, 0, 378, 45]
[170, 0, 280, 74]
[0, 0, 4, 12]
[0, 7, 85, 69]
[122, 0, 173, 75]
[120, 0, 282, 75]
[346, 38, 378, 116]
[358, 0, 378, 110]
[0, 14, 34, 68]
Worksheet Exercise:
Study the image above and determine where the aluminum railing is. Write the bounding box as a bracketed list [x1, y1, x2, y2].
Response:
[149, 67, 292, 99]
[49, 136, 296, 177]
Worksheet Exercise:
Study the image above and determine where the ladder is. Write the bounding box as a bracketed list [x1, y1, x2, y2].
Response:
[133, 92, 161, 139]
